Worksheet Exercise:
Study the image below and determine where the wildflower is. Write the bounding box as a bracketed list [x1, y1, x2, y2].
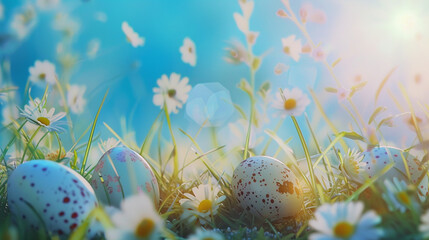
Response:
[105, 193, 164, 240]
[122, 21, 144, 48]
[188, 228, 224, 240]
[419, 210, 429, 238]
[67, 84, 87, 114]
[179, 37, 197, 67]
[299, 3, 327, 24]
[224, 41, 249, 65]
[233, 0, 259, 45]
[272, 88, 310, 117]
[281, 35, 302, 62]
[274, 63, 289, 75]
[98, 137, 120, 154]
[337, 87, 350, 102]
[312, 47, 326, 62]
[28, 60, 57, 86]
[19, 98, 66, 132]
[10, 4, 37, 39]
[179, 183, 226, 225]
[309, 201, 382, 240]
[45, 148, 72, 161]
[53, 13, 79, 37]
[382, 178, 415, 213]
[36, 0, 60, 10]
[341, 149, 365, 184]
[153, 73, 191, 114]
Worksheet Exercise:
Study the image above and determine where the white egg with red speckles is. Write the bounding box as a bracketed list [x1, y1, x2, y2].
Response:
[90, 147, 159, 208]
[359, 146, 428, 199]
[7, 160, 99, 238]
[231, 156, 303, 222]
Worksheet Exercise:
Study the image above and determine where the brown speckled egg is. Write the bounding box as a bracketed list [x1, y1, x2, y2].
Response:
[231, 156, 303, 222]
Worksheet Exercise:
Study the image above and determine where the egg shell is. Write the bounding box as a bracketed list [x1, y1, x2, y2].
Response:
[90, 147, 159, 207]
[7, 160, 98, 238]
[231, 156, 303, 222]
[360, 146, 428, 199]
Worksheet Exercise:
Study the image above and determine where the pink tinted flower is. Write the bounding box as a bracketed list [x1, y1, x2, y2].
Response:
[277, 9, 288, 18]
[312, 47, 326, 61]
[274, 63, 289, 75]
[299, 3, 326, 24]
[337, 87, 350, 102]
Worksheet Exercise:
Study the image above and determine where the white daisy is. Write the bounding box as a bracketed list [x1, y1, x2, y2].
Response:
[224, 41, 249, 65]
[382, 178, 415, 213]
[272, 87, 311, 117]
[19, 98, 66, 132]
[10, 4, 37, 39]
[419, 210, 429, 238]
[36, 0, 60, 10]
[281, 35, 302, 62]
[309, 201, 382, 240]
[179, 37, 197, 67]
[28, 60, 57, 86]
[188, 228, 224, 240]
[52, 13, 79, 37]
[105, 193, 164, 240]
[153, 73, 191, 114]
[122, 22, 144, 48]
[341, 149, 366, 184]
[179, 183, 226, 225]
[67, 84, 86, 114]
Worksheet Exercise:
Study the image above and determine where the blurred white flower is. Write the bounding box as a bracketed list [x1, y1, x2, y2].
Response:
[312, 46, 326, 62]
[10, 4, 37, 39]
[153, 73, 191, 114]
[179, 183, 226, 225]
[2, 104, 19, 126]
[19, 98, 66, 132]
[337, 87, 350, 102]
[188, 228, 224, 240]
[98, 137, 120, 154]
[274, 63, 289, 75]
[28, 60, 57, 86]
[105, 193, 163, 240]
[281, 35, 302, 62]
[36, 0, 60, 10]
[419, 210, 429, 238]
[224, 41, 249, 65]
[179, 37, 197, 67]
[122, 21, 144, 48]
[94, 11, 107, 23]
[272, 88, 310, 117]
[87, 39, 100, 59]
[67, 84, 86, 114]
[299, 3, 327, 24]
[53, 13, 79, 37]
[382, 177, 415, 213]
[309, 201, 382, 240]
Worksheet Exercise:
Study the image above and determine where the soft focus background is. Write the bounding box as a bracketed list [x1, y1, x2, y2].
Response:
[1, 0, 429, 167]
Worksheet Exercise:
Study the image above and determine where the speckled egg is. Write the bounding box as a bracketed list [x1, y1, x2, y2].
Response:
[231, 156, 303, 222]
[90, 147, 159, 207]
[360, 146, 428, 199]
[7, 160, 98, 237]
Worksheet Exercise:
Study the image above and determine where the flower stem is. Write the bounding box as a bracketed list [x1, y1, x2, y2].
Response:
[20, 125, 42, 164]
[243, 69, 255, 160]
[291, 116, 319, 204]
[164, 103, 179, 181]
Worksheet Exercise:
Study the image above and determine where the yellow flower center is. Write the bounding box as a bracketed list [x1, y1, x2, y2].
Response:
[37, 117, 50, 126]
[397, 191, 411, 205]
[283, 46, 290, 54]
[284, 99, 297, 110]
[38, 73, 46, 80]
[333, 221, 355, 238]
[167, 89, 176, 98]
[197, 199, 212, 213]
[134, 218, 155, 238]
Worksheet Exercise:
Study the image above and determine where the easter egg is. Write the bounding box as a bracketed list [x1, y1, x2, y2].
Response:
[90, 147, 159, 207]
[231, 156, 303, 222]
[7, 160, 98, 237]
[359, 146, 428, 199]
